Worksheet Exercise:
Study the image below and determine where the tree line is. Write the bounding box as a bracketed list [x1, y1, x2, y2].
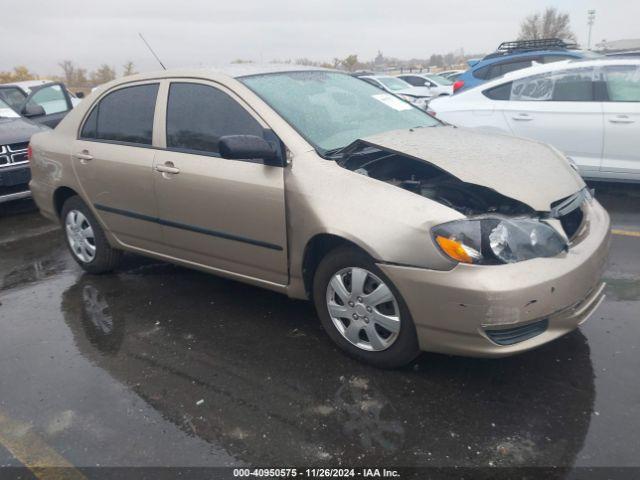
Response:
[0, 61, 138, 88]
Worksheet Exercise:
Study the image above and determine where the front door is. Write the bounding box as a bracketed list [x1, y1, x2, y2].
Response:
[21, 82, 74, 128]
[152, 80, 288, 285]
[502, 66, 603, 175]
[73, 82, 163, 251]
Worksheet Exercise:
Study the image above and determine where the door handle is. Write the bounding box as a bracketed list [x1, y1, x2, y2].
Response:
[73, 151, 93, 162]
[155, 162, 180, 175]
[511, 113, 533, 121]
[609, 115, 634, 124]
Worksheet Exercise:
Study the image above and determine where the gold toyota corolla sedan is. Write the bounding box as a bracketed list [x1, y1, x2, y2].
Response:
[28, 66, 610, 367]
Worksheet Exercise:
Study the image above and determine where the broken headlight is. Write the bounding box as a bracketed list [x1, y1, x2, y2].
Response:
[432, 218, 567, 265]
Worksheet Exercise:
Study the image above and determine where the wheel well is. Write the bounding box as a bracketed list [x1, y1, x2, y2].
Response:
[302, 234, 366, 298]
[53, 187, 78, 218]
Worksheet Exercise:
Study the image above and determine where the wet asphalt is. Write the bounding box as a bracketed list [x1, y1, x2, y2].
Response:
[0, 182, 638, 474]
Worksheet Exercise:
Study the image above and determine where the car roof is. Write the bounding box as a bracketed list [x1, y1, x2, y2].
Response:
[89, 64, 338, 93]
[466, 57, 640, 92]
[471, 49, 589, 70]
[113, 64, 334, 83]
[0, 79, 53, 89]
[221, 63, 333, 77]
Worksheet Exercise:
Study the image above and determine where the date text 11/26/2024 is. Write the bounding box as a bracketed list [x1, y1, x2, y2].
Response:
[232, 468, 400, 478]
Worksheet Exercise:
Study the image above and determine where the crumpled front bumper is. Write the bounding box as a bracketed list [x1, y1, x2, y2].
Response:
[378, 199, 611, 357]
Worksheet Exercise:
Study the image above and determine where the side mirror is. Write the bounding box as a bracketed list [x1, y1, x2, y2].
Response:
[218, 135, 283, 166]
[76, 92, 85, 99]
[22, 103, 46, 118]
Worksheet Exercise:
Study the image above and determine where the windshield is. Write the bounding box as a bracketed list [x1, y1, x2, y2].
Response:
[0, 97, 20, 118]
[240, 71, 439, 153]
[376, 76, 411, 91]
[425, 74, 453, 86]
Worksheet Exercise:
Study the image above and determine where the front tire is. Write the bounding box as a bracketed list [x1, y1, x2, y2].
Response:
[61, 196, 121, 274]
[313, 246, 420, 368]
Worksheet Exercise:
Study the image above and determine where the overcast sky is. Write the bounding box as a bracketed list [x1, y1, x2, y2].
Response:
[2, 0, 638, 75]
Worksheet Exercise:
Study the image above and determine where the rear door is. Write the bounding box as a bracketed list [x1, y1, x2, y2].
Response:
[501, 66, 603, 175]
[73, 82, 164, 251]
[151, 80, 288, 285]
[20, 82, 74, 128]
[601, 64, 640, 178]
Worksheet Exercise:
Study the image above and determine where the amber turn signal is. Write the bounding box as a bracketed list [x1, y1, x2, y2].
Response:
[435, 235, 474, 264]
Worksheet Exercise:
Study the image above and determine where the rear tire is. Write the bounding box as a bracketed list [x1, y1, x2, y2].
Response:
[61, 196, 121, 274]
[313, 246, 420, 368]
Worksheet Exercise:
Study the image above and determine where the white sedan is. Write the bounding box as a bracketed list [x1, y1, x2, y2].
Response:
[359, 75, 431, 109]
[429, 59, 640, 182]
[397, 73, 454, 97]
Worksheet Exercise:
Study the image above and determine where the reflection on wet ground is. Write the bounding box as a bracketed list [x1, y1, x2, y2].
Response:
[0, 183, 639, 471]
[59, 267, 595, 467]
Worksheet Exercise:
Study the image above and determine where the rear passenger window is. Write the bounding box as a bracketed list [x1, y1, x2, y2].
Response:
[166, 83, 263, 155]
[473, 65, 490, 80]
[81, 84, 158, 145]
[489, 59, 534, 79]
[510, 68, 595, 101]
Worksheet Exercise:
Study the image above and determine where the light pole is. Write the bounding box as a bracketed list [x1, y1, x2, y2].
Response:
[587, 10, 596, 50]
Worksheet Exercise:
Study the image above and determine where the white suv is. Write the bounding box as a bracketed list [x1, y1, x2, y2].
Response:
[429, 59, 640, 182]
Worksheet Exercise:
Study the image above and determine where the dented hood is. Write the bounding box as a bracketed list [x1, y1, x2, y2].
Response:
[359, 126, 585, 212]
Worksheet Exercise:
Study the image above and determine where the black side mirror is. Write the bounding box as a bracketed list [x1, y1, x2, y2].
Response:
[22, 103, 46, 118]
[76, 92, 85, 99]
[218, 135, 283, 166]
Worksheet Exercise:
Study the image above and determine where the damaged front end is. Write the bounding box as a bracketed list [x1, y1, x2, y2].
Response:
[336, 139, 589, 266]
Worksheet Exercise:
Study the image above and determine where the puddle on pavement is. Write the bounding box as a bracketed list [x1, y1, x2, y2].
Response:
[54, 270, 596, 467]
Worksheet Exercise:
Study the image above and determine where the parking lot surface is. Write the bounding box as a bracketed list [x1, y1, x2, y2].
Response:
[0, 183, 639, 474]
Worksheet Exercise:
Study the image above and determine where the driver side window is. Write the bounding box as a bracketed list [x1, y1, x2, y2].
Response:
[27, 84, 69, 115]
[510, 68, 596, 102]
[166, 82, 264, 155]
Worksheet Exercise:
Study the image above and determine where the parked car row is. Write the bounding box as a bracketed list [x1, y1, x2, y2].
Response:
[355, 72, 455, 109]
[430, 58, 640, 182]
[0, 81, 77, 203]
[454, 38, 601, 93]
[358, 75, 431, 109]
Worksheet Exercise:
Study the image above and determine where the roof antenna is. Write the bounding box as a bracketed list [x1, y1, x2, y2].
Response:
[138, 32, 167, 70]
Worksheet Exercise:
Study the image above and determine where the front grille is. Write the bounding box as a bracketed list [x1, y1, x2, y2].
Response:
[8, 142, 29, 152]
[0, 143, 29, 168]
[485, 319, 548, 346]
